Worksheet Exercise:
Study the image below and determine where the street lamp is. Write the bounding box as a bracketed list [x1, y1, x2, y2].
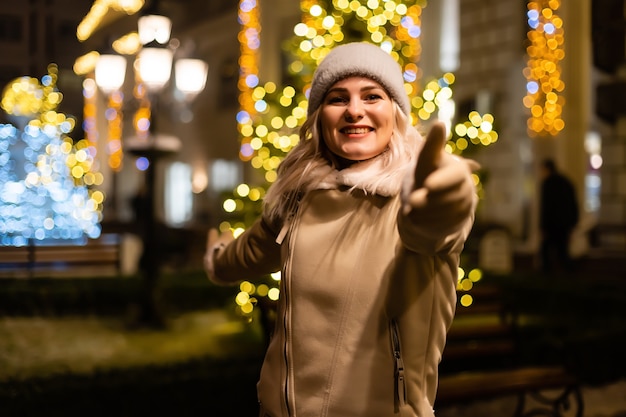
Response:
[133, 11, 208, 327]
[94, 10, 207, 327]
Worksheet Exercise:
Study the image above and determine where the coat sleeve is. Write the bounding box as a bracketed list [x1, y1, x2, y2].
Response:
[209, 216, 283, 285]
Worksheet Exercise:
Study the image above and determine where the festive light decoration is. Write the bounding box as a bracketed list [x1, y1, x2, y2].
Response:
[132, 80, 152, 145]
[0, 65, 103, 245]
[112, 32, 142, 55]
[295, 0, 425, 115]
[106, 91, 124, 171]
[82, 78, 98, 147]
[523, 0, 565, 137]
[77, 0, 145, 42]
[237, 0, 262, 161]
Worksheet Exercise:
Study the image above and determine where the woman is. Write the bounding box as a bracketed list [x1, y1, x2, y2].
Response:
[205, 42, 478, 417]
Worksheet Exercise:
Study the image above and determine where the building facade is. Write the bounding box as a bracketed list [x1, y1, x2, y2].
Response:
[1, 0, 624, 259]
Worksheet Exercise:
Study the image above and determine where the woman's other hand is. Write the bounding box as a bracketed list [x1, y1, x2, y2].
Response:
[204, 228, 234, 281]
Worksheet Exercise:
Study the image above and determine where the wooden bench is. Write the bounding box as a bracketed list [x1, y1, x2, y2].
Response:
[437, 284, 583, 417]
[0, 234, 121, 278]
[442, 284, 517, 373]
[438, 367, 583, 417]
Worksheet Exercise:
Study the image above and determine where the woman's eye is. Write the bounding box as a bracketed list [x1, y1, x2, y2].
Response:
[327, 96, 347, 104]
[365, 94, 382, 101]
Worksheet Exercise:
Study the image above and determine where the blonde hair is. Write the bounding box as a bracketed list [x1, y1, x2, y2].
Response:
[263, 101, 419, 222]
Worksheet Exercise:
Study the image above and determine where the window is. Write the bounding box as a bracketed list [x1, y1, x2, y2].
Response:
[210, 159, 242, 192]
[165, 162, 193, 226]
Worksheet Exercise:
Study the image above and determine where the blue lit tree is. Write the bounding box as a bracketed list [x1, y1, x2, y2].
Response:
[0, 64, 103, 246]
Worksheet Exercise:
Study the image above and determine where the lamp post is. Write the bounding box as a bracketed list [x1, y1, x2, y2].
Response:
[95, 10, 207, 327]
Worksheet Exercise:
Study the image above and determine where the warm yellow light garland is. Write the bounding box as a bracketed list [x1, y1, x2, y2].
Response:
[106, 91, 124, 171]
[523, 0, 565, 137]
[237, 0, 262, 162]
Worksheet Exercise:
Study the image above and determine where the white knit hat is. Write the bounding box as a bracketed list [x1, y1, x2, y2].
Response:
[307, 42, 410, 117]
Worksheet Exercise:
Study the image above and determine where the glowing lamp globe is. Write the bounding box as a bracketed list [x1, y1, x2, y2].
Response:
[138, 14, 172, 45]
[137, 46, 173, 92]
[95, 54, 127, 94]
[175, 59, 208, 97]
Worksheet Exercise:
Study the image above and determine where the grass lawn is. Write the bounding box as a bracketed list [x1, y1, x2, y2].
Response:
[0, 308, 268, 416]
[0, 310, 264, 381]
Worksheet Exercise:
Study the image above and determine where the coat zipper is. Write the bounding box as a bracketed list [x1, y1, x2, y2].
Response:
[277, 212, 299, 417]
[391, 319, 407, 412]
[283, 281, 292, 417]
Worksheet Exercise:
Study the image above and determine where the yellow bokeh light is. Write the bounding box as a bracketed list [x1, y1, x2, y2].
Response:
[249, 188, 261, 201]
[241, 302, 254, 314]
[461, 279, 473, 291]
[240, 124, 254, 137]
[309, 4, 323, 16]
[236, 183, 250, 197]
[455, 123, 467, 137]
[294, 22, 308, 36]
[271, 117, 284, 129]
[257, 284, 269, 297]
[240, 281, 255, 294]
[268, 287, 280, 301]
[235, 291, 250, 306]
[265, 170, 278, 183]
[250, 137, 263, 150]
[468, 268, 483, 282]
[71, 166, 84, 178]
[255, 125, 268, 138]
[91, 190, 104, 204]
[223, 199, 237, 213]
[456, 138, 468, 150]
[460, 294, 473, 307]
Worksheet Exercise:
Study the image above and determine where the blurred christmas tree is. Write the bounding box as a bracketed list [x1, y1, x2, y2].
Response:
[226, 0, 496, 321]
[0, 64, 104, 246]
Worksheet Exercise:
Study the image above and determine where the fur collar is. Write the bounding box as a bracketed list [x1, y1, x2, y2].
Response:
[307, 152, 414, 197]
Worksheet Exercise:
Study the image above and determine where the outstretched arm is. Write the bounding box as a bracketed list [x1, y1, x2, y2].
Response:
[204, 218, 282, 285]
[399, 121, 479, 253]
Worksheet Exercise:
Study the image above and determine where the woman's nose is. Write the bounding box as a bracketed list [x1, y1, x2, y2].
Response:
[344, 98, 364, 121]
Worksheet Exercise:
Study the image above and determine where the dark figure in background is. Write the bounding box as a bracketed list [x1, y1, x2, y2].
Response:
[539, 158, 579, 274]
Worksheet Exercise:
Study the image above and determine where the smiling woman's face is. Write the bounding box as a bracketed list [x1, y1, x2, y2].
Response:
[320, 76, 395, 162]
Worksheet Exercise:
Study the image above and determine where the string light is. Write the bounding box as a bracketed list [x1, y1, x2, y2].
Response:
[523, 0, 565, 137]
[77, 0, 145, 42]
[106, 92, 124, 171]
[237, 0, 262, 161]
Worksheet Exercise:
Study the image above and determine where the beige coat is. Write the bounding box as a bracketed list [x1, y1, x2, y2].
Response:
[212, 155, 475, 417]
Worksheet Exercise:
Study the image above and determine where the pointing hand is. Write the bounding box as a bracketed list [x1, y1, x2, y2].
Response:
[405, 121, 479, 234]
